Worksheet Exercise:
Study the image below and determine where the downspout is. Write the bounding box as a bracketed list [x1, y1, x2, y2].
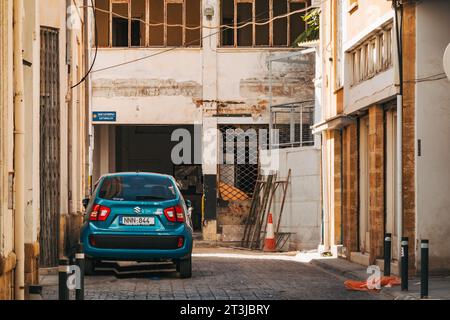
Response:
[394, 1, 403, 263]
[13, 0, 25, 300]
[83, 0, 91, 195]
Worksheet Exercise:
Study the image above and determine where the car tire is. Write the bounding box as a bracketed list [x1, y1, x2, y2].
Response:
[178, 256, 192, 279]
[85, 257, 96, 276]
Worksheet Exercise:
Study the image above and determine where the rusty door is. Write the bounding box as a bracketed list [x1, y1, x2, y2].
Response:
[39, 27, 61, 267]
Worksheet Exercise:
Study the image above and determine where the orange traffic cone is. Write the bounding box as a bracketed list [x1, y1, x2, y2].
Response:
[263, 213, 277, 252]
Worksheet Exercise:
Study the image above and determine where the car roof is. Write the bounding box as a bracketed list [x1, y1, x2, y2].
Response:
[100, 172, 174, 180]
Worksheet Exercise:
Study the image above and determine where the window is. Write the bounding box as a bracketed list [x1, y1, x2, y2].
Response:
[96, 0, 201, 47]
[350, 24, 393, 86]
[220, 0, 310, 47]
[98, 175, 177, 201]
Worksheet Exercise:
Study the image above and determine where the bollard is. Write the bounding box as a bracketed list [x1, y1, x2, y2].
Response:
[75, 244, 85, 301]
[58, 258, 70, 300]
[384, 233, 392, 276]
[401, 237, 409, 291]
[421, 240, 429, 299]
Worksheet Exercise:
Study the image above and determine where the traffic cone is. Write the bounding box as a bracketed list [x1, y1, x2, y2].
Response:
[263, 213, 277, 252]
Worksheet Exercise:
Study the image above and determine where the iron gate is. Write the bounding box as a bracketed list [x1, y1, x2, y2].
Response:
[218, 125, 268, 201]
[39, 27, 61, 267]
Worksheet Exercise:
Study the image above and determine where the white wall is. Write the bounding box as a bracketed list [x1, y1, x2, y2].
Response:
[91, 48, 314, 125]
[416, 0, 450, 273]
[270, 147, 322, 251]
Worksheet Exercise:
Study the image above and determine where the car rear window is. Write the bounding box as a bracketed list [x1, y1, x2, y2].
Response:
[98, 175, 177, 202]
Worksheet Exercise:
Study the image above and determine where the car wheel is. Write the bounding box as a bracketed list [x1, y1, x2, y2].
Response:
[178, 256, 192, 279]
[84, 257, 96, 276]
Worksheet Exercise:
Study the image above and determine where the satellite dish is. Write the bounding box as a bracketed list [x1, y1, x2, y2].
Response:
[444, 43, 450, 80]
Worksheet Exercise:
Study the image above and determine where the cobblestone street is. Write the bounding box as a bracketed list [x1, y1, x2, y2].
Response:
[40, 250, 390, 300]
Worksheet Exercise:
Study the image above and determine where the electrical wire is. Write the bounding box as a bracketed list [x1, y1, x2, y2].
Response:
[404, 73, 447, 83]
[88, 4, 315, 30]
[91, 1, 322, 74]
[71, 0, 99, 89]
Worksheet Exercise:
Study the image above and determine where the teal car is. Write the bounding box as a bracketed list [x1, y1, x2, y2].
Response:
[80, 172, 194, 278]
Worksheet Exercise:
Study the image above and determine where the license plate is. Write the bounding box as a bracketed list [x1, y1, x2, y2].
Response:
[120, 216, 155, 226]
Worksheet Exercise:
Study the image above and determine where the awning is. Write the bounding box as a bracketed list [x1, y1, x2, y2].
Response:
[312, 114, 355, 134]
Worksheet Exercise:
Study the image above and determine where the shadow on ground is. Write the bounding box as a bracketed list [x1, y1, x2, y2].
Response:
[92, 261, 180, 279]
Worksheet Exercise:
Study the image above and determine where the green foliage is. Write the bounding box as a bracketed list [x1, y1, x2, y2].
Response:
[292, 8, 320, 46]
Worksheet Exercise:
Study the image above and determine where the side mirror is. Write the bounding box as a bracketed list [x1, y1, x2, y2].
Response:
[185, 200, 192, 208]
[82, 198, 90, 209]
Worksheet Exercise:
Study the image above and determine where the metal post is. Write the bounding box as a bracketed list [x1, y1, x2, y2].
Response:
[300, 105, 303, 147]
[384, 233, 392, 276]
[75, 244, 85, 301]
[401, 237, 409, 291]
[58, 258, 69, 300]
[420, 240, 429, 299]
[268, 61, 273, 149]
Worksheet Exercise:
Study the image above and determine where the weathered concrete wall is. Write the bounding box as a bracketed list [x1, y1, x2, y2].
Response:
[270, 147, 322, 251]
[415, 0, 450, 274]
[92, 49, 204, 124]
[91, 49, 314, 124]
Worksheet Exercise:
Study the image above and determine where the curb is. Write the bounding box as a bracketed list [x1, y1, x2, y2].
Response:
[309, 258, 405, 300]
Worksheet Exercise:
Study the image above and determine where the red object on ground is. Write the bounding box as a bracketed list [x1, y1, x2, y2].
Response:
[263, 213, 276, 252]
[344, 276, 401, 291]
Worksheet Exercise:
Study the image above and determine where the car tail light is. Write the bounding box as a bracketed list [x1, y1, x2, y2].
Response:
[89, 204, 111, 222]
[175, 206, 185, 222]
[164, 207, 177, 222]
[164, 205, 185, 223]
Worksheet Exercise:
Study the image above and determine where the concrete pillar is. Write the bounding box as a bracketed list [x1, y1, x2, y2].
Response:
[343, 123, 358, 255]
[402, 2, 417, 273]
[368, 105, 385, 264]
[23, 0, 40, 288]
[202, 117, 218, 241]
[201, 1, 219, 241]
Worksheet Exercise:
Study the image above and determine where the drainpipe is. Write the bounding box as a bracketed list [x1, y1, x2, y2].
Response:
[83, 0, 91, 196]
[394, 1, 403, 263]
[13, 0, 25, 300]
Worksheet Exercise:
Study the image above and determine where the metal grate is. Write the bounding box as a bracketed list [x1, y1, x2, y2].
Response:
[39, 27, 61, 268]
[271, 101, 315, 149]
[218, 125, 268, 201]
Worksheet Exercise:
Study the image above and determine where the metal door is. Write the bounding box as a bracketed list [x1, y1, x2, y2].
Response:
[39, 27, 61, 267]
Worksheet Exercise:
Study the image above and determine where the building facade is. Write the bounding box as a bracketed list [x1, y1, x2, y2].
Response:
[314, 0, 450, 275]
[0, 0, 89, 299]
[90, 0, 319, 243]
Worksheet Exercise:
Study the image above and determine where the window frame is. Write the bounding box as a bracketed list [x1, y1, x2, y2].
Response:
[220, 0, 310, 48]
[102, 0, 203, 48]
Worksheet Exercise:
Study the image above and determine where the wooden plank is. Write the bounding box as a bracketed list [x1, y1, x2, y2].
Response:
[269, 0, 273, 46]
[234, 0, 237, 47]
[109, 0, 113, 47]
[145, 0, 150, 46]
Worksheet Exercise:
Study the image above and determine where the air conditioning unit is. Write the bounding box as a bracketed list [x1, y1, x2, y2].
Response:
[444, 43, 450, 80]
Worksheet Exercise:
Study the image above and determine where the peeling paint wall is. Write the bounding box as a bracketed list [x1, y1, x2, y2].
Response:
[91, 49, 315, 124]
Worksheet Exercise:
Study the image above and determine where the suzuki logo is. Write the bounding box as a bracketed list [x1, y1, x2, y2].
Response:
[134, 207, 142, 214]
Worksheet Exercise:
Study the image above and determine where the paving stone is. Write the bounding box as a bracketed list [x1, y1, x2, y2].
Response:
[41, 257, 388, 300]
